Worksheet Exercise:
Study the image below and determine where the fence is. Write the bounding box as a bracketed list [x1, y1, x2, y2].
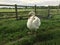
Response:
[0, 4, 60, 20]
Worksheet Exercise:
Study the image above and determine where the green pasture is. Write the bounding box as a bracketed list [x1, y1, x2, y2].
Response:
[0, 8, 60, 45]
[0, 8, 60, 19]
[0, 14, 60, 45]
[0, 8, 59, 15]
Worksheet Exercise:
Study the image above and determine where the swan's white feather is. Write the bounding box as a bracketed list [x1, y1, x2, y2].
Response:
[27, 15, 41, 30]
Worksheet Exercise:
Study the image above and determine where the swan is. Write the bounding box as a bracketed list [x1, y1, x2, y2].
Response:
[27, 11, 41, 35]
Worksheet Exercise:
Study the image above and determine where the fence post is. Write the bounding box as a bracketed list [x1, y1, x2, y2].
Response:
[58, 4, 60, 15]
[15, 4, 18, 20]
[35, 5, 37, 15]
[47, 6, 50, 18]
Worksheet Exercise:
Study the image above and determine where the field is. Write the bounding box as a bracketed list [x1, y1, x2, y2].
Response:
[0, 8, 60, 45]
[0, 8, 59, 16]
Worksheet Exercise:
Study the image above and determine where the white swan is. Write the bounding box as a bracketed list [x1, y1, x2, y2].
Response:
[27, 11, 41, 34]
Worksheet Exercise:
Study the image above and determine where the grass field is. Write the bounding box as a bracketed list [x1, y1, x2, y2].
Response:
[0, 8, 60, 16]
[0, 8, 60, 45]
[0, 8, 60, 20]
[0, 14, 60, 45]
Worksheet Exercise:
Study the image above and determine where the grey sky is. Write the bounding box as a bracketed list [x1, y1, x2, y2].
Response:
[0, 0, 60, 6]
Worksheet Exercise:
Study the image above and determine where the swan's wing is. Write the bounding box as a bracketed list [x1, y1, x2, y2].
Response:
[32, 17, 41, 28]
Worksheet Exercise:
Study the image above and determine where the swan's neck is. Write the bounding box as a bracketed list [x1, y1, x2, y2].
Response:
[29, 15, 35, 23]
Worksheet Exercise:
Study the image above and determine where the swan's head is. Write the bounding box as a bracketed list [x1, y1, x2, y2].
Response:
[28, 11, 35, 17]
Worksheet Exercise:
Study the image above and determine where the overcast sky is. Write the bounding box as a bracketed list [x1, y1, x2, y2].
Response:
[0, 0, 60, 6]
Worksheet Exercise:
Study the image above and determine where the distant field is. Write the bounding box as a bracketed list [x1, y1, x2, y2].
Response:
[0, 8, 59, 14]
[0, 8, 60, 19]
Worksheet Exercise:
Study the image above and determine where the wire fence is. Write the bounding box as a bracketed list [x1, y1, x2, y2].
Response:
[0, 4, 60, 20]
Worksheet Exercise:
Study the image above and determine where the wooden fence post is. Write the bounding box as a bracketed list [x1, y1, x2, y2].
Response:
[47, 6, 50, 18]
[35, 5, 37, 15]
[15, 4, 18, 20]
[58, 4, 60, 15]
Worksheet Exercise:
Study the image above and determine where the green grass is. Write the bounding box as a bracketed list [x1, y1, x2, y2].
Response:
[0, 8, 60, 45]
[0, 15, 60, 45]
[0, 9, 60, 17]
